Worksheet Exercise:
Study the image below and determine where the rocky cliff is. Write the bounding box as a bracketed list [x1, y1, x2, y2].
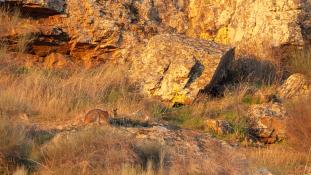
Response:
[1, 0, 311, 103]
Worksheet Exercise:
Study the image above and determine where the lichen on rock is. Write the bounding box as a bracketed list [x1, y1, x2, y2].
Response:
[129, 34, 234, 104]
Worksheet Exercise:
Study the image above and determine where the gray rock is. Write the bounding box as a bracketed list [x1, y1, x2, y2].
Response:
[130, 34, 234, 104]
[248, 103, 287, 143]
[278, 73, 310, 100]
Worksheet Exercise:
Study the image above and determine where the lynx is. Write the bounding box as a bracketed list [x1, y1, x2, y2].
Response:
[84, 109, 110, 125]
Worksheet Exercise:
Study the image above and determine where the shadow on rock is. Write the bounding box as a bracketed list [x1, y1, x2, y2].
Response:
[228, 57, 277, 85]
[109, 118, 151, 128]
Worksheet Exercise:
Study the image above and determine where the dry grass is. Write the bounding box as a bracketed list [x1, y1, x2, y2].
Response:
[245, 145, 311, 175]
[0, 6, 37, 54]
[0, 64, 153, 123]
[36, 127, 138, 175]
[0, 7, 21, 34]
[245, 96, 311, 175]
[16, 34, 34, 53]
[36, 126, 247, 175]
[0, 5, 309, 173]
[286, 96, 311, 152]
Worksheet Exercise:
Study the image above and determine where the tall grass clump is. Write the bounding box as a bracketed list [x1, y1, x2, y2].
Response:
[0, 7, 21, 34]
[0, 120, 32, 174]
[0, 64, 148, 122]
[246, 145, 311, 175]
[286, 96, 311, 152]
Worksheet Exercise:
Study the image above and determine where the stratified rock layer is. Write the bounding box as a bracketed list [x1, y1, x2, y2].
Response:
[130, 34, 234, 104]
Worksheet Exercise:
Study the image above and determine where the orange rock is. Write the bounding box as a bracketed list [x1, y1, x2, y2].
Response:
[44, 53, 67, 68]
[248, 103, 287, 143]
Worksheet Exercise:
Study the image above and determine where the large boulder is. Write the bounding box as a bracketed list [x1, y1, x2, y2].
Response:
[248, 103, 288, 144]
[130, 34, 234, 104]
[278, 73, 310, 100]
[187, 0, 311, 58]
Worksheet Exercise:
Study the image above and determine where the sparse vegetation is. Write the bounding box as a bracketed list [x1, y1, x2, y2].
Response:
[245, 145, 311, 175]
[1, 2, 311, 175]
[0, 64, 147, 122]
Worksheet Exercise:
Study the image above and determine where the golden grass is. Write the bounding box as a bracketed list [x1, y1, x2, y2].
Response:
[35, 126, 237, 175]
[0, 5, 309, 173]
[0, 7, 21, 35]
[244, 96, 311, 175]
[36, 127, 137, 175]
[245, 145, 311, 175]
[286, 96, 311, 152]
[0, 6, 37, 55]
[0, 64, 153, 123]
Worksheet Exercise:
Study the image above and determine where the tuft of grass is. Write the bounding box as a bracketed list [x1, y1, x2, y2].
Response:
[245, 145, 311, 175]
[242, 95, 261, 105]
[0, 64, 148, 122]
[286, 96, 311, 152]
[0, 7, 21, 34]
[162, 106, 205, 130]
[16, 34, 34, 53]
[12, 166, 28, 175]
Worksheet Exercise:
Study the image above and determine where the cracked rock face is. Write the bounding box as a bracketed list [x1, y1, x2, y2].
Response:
[2, 0, 311, 59]
[130, 34, 234, 104]
[187, 0, 311, 58]
[1, 0, 311, 103]
[248, 103, 288, 144]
